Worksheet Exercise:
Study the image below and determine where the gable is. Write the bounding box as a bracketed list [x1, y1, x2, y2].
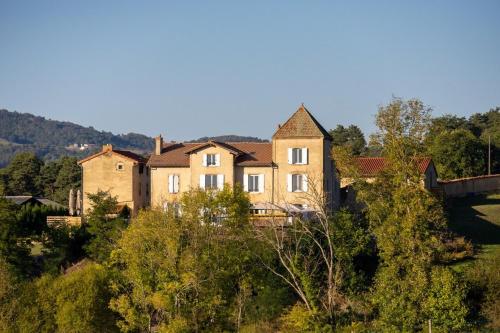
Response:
[273, 105, 332, 139]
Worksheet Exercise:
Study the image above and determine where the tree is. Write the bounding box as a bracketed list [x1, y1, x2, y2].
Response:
[428, 128, 486, 179]
[14, 262, 118, 333]
[39, 156, 81, 205]
[84, 191, 127, 263]
[110, 186, 285, 332]
[329, 125, 367, 155]
[354, 98, 468, 331]
[257, 180, 371, 329]
[2, 152, 43, 195]
[0, 197, 32, 277]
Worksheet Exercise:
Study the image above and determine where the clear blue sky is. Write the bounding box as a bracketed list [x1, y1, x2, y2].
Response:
[1, 1, 499, 141]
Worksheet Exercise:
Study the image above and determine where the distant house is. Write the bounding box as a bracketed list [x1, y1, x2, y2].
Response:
[3, 196, 66, 210]
[340, 157, 439, 190]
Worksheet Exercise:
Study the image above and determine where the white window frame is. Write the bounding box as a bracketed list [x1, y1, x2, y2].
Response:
[168, 174, 180, 193]
[288, 148, 308, 165]
[244, 174, 265, 193]
[203, 153, 220, 167]
[287, 174, 308, 192]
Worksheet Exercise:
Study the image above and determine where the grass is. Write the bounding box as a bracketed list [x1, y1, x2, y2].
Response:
[446, 193, 500, 270]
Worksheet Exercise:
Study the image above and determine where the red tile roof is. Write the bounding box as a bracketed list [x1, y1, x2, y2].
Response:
[354, 157, 433, 177]
[78, 149, 146, 165]
[148, 141, 273, 167]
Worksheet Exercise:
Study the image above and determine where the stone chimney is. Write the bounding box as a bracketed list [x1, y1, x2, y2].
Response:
[102, 144, 113, 152]
[155, 135, 163, 155]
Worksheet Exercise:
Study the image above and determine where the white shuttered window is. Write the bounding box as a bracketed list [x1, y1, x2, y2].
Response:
[244, 174, 265, 193]
[168, 174, 180, 193]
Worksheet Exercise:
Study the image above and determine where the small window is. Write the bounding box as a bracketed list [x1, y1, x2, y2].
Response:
[207, 154, 217, 166]
[292, 148, 302, 164]
[139, 182, 142, 196]
[139, 164, 144, 174]
[169, 175, 180, 193]
[292, 174, 303, 192]
[116, 163, 124, 171]
[248, 175, 260, 192]
[205, 174, 218, 189]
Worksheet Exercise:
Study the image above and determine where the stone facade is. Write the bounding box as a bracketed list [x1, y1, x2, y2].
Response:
[79, 106, 339, 216]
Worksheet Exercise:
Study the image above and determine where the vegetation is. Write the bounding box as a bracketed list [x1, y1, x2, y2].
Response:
[0, 108, 154, 167]
[0, 152, 81, 205]
[0, 100, 498, 331]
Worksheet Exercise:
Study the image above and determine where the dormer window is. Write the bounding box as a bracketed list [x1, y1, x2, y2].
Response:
[288, 148, 308, 165]
[203, 154, 220, 167]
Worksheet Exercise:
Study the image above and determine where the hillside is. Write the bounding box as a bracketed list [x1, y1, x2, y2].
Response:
[0, 109, 267, 166]
[0, 109, 155, 166]
[188, 135, 268, 143]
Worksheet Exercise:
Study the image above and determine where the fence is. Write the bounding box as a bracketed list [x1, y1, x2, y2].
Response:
[46, 216, 82, 227]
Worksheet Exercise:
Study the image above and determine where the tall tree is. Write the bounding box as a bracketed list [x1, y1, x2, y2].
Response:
[428, 128, 486, 179]
[355, 98, 468, 331]
[2, 152, 43, 196]
[84, 191, 127, 263]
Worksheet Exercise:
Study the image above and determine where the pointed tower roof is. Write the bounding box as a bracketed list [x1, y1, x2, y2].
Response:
[273, 104, 332, 139]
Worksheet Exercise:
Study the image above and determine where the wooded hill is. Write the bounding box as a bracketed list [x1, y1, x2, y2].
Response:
[0, 109, 267, 167]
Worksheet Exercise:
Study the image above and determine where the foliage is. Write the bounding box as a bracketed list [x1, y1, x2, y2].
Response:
[40, 156, 81, 205]
[0, 108, 153, 167]
[354, 98, 469, 331]
[84, 190, 127, 263]
[464, 250, 500, 329]
[258, 196, 372, 328]
[110, 186, 288, 332]
[0, 152, 43, 195]
[12, 262, 117, 333]
[329, 124, 367, 156]
[0, 197, 32, 277]
[428, 128, 486, 179]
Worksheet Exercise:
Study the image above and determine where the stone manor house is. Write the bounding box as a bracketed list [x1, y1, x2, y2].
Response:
[78, 106, 339, 217]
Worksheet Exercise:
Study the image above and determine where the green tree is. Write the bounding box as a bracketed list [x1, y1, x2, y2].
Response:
[2, 152, 43, 195]
[329, 125, 367, 155]
[110, 186, 285, 332]
[14, 262, 118, 333]
[84, 190, 127, 263]
[428, 128, 486, 179]
[0, 197, 32, 277]
[355, 98, 468, 331]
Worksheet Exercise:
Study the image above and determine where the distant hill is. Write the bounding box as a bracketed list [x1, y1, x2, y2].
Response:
[188, 135, 268, 143]
[0, 109, 268, 167]
[0, 109, 154, 167]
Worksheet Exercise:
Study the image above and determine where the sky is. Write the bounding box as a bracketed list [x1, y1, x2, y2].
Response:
[1, 1, 499, 141]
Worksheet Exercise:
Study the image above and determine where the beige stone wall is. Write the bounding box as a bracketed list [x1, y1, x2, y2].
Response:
[272, 138, 330, 207]
[235, 166, 274, 203]
[150, 166, 191, 208]
[189, 146, 235, 188]
[439, 174, 500, 197]
[81, 152, 136, 214]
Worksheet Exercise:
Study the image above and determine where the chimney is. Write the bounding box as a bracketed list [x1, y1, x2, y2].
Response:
[155, 135, 163, 155]
[102, 144, 113, 152]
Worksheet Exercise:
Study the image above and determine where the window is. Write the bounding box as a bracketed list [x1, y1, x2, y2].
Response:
[204, 154, 220, 166]
[248, 175, 259, 192]
[139, 164, 144, 174]
[288, 174, 308, 192]
[139, 182, 142, 196]
[116, 163, 124, 171]
[168, 175, 180, 193]
[244, 174, 264, 193]
[288, 148, 308, 165]
[200, 174, 223, 190]
[205, 174, 218, 189]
